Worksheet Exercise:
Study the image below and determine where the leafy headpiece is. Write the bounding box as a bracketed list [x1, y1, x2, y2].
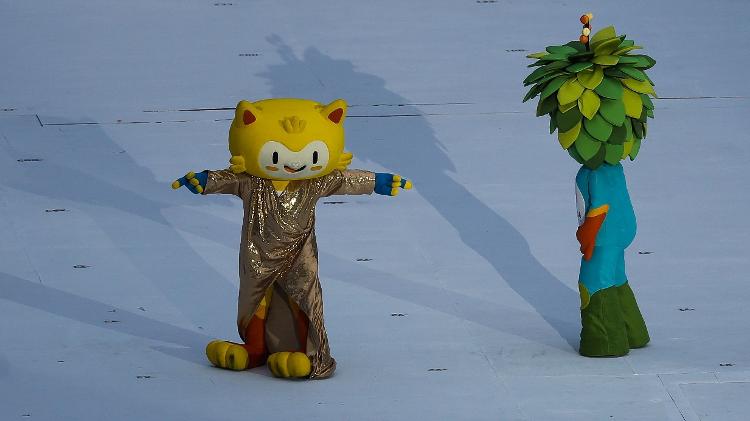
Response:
[523, 14, 657, 169]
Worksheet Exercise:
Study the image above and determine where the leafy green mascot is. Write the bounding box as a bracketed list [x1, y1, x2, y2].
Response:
[523, 14, 656, 357]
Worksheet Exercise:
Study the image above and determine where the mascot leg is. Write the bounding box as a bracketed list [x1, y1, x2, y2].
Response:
[267, 298, 312, 379]
[205, 288, 273, 370]
[617, 283, 650, 348]
[578, 247, 630, 357]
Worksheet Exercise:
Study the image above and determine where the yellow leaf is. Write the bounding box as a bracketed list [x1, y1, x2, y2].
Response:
[577, 66, 604, 90]
[559, 101, 577, 113]
[558, 120, 582, 149]
[621, 78, 656, 95]
[557, 78, 585, 105]
[622, 88, 643, 118]
[578, 90, 601, 120]
[590, 26, 617, 48]
[622, 141, 634, 159]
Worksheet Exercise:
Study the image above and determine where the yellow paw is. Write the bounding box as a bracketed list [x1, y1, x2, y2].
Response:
[229, 155, 246, 174]
[205, 340, 249, 371]
[267, 352, 311, 378]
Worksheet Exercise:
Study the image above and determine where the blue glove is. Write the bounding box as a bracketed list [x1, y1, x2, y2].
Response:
[374, 173, 412, 196]
[172, 171, 208, 194]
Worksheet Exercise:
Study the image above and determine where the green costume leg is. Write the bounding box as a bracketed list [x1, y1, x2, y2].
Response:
[579, 285, 629, 357]
[616, 283, 649, 348]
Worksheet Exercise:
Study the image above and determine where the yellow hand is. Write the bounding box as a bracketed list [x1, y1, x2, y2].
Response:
[389, 174, 413, 196]
[171, 171, 204, 193]
[336, 151, 353, 171]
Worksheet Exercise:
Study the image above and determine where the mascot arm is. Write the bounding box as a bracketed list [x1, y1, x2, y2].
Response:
[374, 173, 413, 196]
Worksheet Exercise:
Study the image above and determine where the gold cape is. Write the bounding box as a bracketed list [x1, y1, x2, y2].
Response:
[204, 169, 375, 378]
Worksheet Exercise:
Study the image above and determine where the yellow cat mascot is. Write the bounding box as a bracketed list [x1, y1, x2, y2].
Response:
[172, 98, 412, 379]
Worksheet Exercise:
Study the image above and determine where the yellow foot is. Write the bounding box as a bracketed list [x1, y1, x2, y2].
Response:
[205, 340, 249, 371]
[267, 352, 311, 378]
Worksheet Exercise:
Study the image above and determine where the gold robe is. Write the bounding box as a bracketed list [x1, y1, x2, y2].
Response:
[204, 169, 375, 378]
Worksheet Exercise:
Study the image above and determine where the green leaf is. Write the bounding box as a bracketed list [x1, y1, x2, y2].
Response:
[522, 83, 544, 102]
[629, 138, 642, 160]
[617, 39, 635, 49]
[526, 52, 548, 59]
[594, 77, 623, 100]
[632, 119, 644, 139]
[536, 95, 558, 116]
[566, 62, 594, 73]
[557, 78, 585, 105]
[612, 45, 642, 56]
[570, 51, 595, 60]
[534, 71, 566, 87]
[537, 53, 571, 62]
[565, 41, 587, 52]
[593, 38, 621, 56]
[605, 144, 625, 165]
[558, 120, 581, 149]
[604, 68, 630, 79]
[624, 118, 634, 142]
[599, 98, 626, 126]
[578, 89, 601, 120]
[549, 114, 558, 134]
[592, 55, 619, 66]
[543, 60, 572, 71]
[632, 55, 656, 69]
[584, 143, 607, 169]
[583, 114, 613, 142]
[568, 145, 586, 165]
[539, 75, 569, 101]
[577, 66, 604, 89]
[619, 66, 647, 82]
[638, 107, 649, 123]
[616, 56, 641, 65]
[523, 65, 553, 85]
[590, 26, 618, 48]
[646, 108, 654, 118]
[546, 45, 578, 55]
[556, 106, 583, 132]
[608, 123, 627, 145]
[575, 128, 602, 160]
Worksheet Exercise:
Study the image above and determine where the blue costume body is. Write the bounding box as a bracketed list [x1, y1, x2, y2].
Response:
[575, 163, 637, 296]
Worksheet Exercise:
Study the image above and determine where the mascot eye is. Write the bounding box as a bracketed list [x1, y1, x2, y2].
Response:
[272, 151, 279, 164]
[313, 151, 319, 164]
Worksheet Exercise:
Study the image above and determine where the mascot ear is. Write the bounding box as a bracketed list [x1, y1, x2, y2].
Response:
[321, 99, 347, 125]
[234, 100, 261, 127]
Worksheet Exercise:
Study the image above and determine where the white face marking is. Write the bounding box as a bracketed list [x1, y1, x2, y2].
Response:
[258, 140, 330, 180]
[575, 183, 586, 226]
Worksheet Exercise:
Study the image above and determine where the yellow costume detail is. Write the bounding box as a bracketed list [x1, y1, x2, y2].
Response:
[578, 282, 591, 310]
[267, 352, 312, 378]
[228, 98, 351, 181]
[586, 204, 610, 218]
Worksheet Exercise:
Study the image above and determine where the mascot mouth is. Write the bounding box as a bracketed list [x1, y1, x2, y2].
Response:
[284, 165, 306, 173]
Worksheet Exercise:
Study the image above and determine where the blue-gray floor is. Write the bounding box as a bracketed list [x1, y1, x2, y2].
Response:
[1, 1, 749, 420]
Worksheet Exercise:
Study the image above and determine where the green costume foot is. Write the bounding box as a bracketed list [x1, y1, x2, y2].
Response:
[579, 285, 629, 357]
[617, 283, 650, 348]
